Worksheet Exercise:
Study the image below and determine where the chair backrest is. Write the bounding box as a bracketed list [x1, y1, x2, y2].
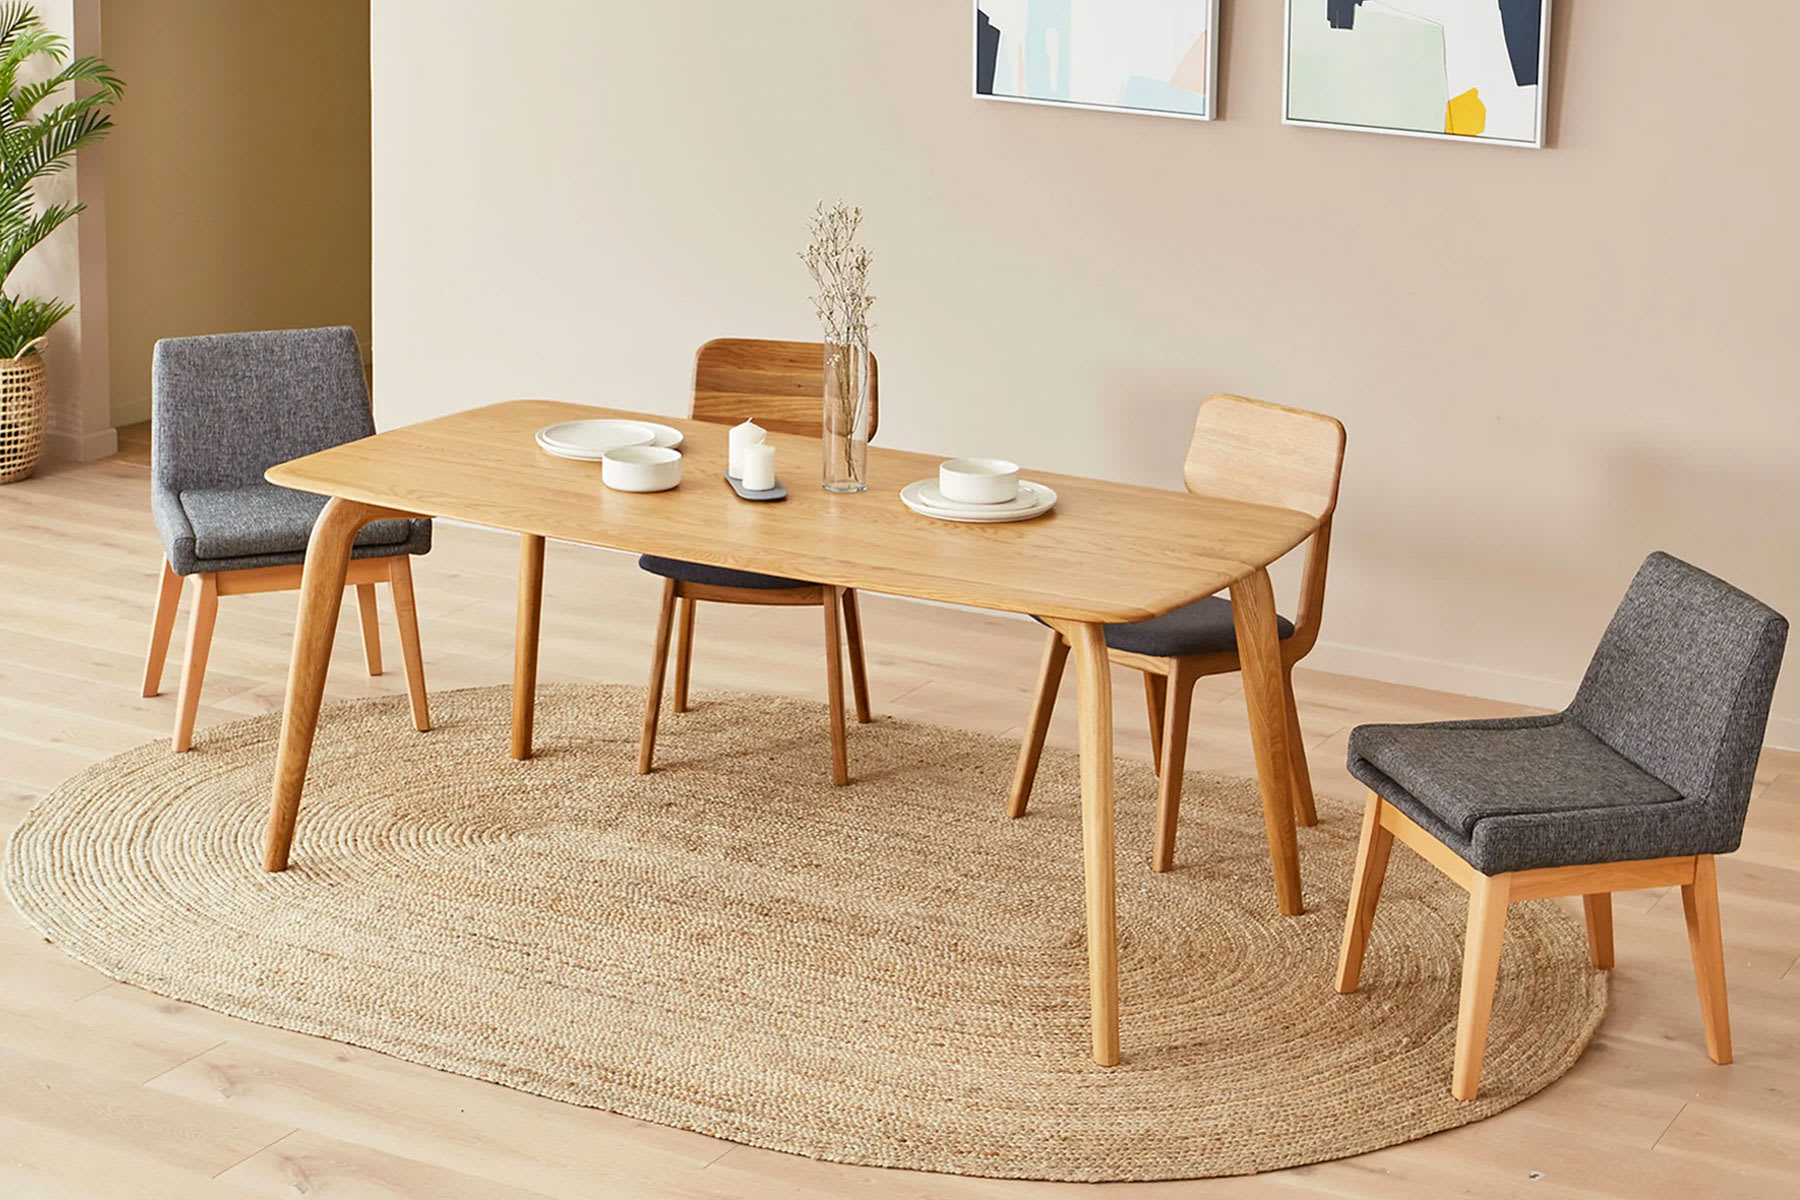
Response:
[1183, 394, 1346, 649]
[690, 337, 880, 439]
[1570, 552, 1788, 832]
[151, 327, 373, 494]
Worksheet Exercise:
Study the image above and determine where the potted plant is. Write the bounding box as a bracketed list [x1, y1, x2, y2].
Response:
[0, 2, 122, 484]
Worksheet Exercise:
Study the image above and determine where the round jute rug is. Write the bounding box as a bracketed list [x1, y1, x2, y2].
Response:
[4, 685, 1605, 1181]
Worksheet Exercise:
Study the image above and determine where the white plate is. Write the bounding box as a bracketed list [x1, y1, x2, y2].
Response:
[638, 422, 685, 449]
[536, 420, 657, 461]
[913, 479, 1049, 514]
[900, 479, 1056, 524]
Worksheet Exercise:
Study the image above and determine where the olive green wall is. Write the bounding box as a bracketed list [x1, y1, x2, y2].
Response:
[104, 0, 372, 426]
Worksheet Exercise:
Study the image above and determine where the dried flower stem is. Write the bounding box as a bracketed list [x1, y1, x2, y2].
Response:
[802, 201, 875, 489]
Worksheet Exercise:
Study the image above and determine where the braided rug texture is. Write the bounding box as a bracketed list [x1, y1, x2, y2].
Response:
[3, 685, 1605, 1181]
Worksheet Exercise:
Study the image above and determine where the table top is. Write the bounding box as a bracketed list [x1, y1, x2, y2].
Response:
[266, 401, 1319, 623]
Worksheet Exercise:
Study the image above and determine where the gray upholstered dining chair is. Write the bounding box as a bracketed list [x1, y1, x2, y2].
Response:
[141, 327, 433, 751]
[636, 338, 878, 786]
[1335, 552, 1787, 1101]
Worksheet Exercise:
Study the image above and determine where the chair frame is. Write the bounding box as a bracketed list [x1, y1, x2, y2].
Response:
[143, 556, 429, 752]
[1336, 789, 1731, 1101]
[637, 338, 877, 786]
[1008, 394, 1346, 870]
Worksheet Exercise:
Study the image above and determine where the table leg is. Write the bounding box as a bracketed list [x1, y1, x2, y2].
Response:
[512, 534, 546, 760]
[1231, 567, 1304, 916]
[264, 498, 381, 872]
[1068, 619, 1120, 1066]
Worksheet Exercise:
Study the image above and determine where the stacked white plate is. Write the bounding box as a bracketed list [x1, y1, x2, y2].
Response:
[899, 479, 1057, 524]
[536, 419, 685, 461]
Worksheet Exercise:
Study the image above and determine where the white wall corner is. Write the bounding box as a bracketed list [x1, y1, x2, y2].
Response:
[29, 0, 115, 462]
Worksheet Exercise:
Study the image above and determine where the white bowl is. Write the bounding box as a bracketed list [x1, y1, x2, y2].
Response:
[602, 445, 683, 492]
[938, 457, 1020, 505]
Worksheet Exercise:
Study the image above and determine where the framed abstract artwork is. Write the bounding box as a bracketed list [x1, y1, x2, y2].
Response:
[974, 1, 1220, 122]
[1283, 1, 1551, 147]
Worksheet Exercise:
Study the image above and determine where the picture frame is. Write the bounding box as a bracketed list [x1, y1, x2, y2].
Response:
[974, 1, 1222, 123]
[1281, 1, 1551, 148]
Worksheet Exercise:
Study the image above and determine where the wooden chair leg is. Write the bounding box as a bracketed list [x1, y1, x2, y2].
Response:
[1143, 672, 1167, 775]
[142, 558, 184, 697]
[672, 597, 696, 714]
[823, 587, 850, 786]
[842, 588, 872, 724]
[1681, 854, 1732, 1064]
[1230, 568, 1303, 917]
[1452, 872, 1512, 1101]
[637, 578, 678, 774]
[1583, 893, 1615, 969]
[1335, 793, 1395, 992]
[355, 583, 383, 676]
[171, 574, 219, 753]
[1008, 629, 1069, 819]
[1283, 664, 1319, 828]
[387, 557, 430, 732]
[1149, 660, 1196, 873]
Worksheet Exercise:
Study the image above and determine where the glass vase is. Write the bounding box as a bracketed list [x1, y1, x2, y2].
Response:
[821, 339, 871, 493]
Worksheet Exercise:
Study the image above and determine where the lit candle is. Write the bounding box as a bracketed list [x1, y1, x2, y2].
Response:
[742, 442, 776, 491]
[728, 418, 765, 479]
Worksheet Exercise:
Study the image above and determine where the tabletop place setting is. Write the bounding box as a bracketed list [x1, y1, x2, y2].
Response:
[534, 411, 1055, 523]
[534, 418, 688, 493]
[900, 457, 1057, 524]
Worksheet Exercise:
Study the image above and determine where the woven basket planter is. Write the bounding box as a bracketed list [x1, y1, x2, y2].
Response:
[0, 352, 49, 484]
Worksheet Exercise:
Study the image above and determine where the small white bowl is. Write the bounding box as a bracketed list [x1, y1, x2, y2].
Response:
[939, 457, 1020, 505]
[602, 445, 683, 493]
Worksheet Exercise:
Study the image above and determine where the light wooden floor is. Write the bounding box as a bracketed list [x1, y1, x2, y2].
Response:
[2, 433, 1797, 1199]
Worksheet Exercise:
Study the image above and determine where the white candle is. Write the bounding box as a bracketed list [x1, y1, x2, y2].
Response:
[742, 442, 776, 491]
[728, 418, 765, 479]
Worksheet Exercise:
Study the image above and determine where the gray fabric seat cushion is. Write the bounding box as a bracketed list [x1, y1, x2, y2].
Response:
[1103, 596, 1294, 657]
[1346, 714, 1721, 875]
[181, 484, 411, 560]
[154, 482, 431, 576]
[638, 555, 811, 591]
[1351, 715, 1680, 839]
[1028, 596, 1294, 658]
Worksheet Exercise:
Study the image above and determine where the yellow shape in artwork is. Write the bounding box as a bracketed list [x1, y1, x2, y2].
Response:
[1445, 88, 1487, 136]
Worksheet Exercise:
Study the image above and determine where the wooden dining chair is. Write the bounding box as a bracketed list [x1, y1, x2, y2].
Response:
[142, 328, 432, 751]
[637, 338, 879, 785]
[1007, 394, 1346, 870]
[1337, 553, 1786, 1100]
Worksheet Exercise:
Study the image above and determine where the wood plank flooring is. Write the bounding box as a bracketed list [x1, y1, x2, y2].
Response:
[1, 433, 1796, 1198]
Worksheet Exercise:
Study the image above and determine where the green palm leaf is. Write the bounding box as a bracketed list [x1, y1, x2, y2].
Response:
[0, 2, 122, 350]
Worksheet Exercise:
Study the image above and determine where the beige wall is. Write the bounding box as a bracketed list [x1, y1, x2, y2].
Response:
[370, 1, 1800, 745]
[105, 0, 372, 426]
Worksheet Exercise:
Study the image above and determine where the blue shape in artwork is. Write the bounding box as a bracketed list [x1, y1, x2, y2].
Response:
[1498, 0, 1541, 86]
[1327, 0, 1364, 29]
[1023, 0, 1072, 100]
[1119, 76, 1207, 117]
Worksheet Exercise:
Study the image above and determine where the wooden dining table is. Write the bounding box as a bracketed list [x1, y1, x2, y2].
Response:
[262, 400, 1321, 1065]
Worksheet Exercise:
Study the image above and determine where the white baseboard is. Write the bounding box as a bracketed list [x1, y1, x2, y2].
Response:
[1307, 639, 1799, 753]
[1305, 640, 1573, 713]
[45, 426, 118, 463]
[1763, 713, 1800, 754]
